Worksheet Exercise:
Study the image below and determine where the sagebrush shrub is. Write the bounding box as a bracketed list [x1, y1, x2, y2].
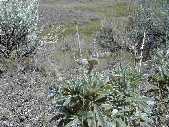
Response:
[0, 0, 39, 58]
[128, 5, 167, 61]
[140, 2, 169, 126]
[148, 39, 169, 127]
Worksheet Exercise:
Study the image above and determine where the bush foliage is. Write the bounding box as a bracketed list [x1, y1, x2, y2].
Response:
[0, 0, 39, 59]
[96, 24, 121, 52]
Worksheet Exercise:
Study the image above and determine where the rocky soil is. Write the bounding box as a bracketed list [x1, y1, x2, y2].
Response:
[0, 70, 51, 127]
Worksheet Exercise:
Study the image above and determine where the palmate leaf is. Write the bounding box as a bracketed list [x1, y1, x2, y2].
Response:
[54, 96, 68, 105]
[104, 115, 127, 127]
[126, 93, 150, 111]
[65, 116, 80, 127]
[94, 105, 105, 127]
[101, 104, 112, 111]
[86, 111, 96, 127]
[113, 118, 127, 127]
[63, 96, 72, 107]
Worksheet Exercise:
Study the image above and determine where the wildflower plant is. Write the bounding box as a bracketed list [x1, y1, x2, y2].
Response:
[53, 66, 151, 127]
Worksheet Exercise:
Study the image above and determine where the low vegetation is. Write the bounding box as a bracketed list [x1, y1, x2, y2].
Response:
[0, 0, 169, 127]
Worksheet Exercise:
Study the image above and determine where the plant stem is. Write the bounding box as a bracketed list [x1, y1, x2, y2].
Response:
[138, 32, 146, 73]
[76, 25, 82, 58]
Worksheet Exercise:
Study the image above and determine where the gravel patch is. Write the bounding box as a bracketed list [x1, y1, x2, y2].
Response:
[0, 70, 57, 127]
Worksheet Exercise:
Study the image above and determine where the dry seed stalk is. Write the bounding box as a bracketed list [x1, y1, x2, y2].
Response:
[138, 32, 146, 73]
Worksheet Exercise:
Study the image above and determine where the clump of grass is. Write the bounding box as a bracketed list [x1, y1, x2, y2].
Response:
[79, 20, 101, 40]
[101, 2, 136, 17]
[41, 20, 101, 41]
[113, 2, 130, 17]
[62, 20, 101, 40]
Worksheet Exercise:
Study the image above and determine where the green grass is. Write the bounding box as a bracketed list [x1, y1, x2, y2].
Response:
[40, 1, 137, 41]
[113, 2, 130, 17]
[79, 20, 101, 39]
[41, 20, 101, 41]
[73, 1, 136, 18]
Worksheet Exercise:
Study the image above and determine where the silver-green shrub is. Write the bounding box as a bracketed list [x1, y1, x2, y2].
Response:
[0, 0, 39, 58]
[128, 1, 168, 61]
